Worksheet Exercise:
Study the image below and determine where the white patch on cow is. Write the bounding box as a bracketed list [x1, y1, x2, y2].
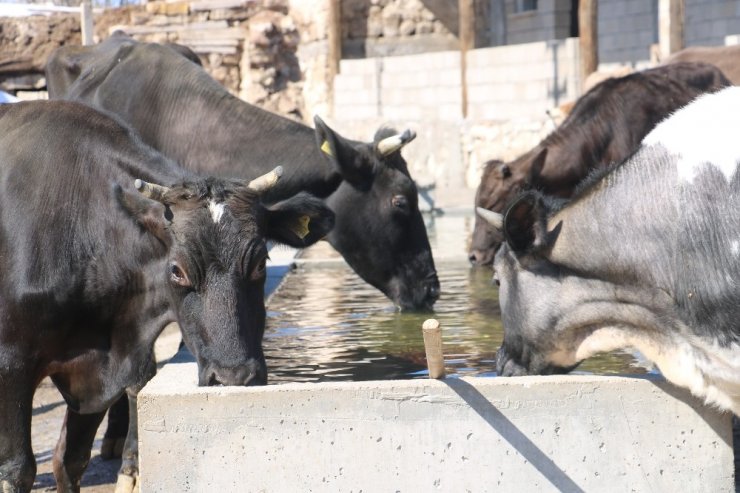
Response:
[732, 240, 740, 257]
[208, 200, 226, 224]
[643, 86, 740, 184]
[564, 326, 740, 415]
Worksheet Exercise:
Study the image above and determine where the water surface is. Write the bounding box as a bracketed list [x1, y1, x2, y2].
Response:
[264, 214, 651, 383]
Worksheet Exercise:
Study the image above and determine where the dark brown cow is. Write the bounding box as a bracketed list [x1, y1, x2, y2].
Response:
[469, 61, 730, 265]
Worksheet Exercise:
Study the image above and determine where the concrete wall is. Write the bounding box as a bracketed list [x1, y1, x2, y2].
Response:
[139, 364, 734, 492]
[331, 38, 576, 194]
[597, 0, 657, 65]
[507, 0, 574, 45]
[685, 0, 740, 46]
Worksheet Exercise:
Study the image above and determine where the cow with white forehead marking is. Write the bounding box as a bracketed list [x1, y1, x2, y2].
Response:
[478, 86, 740, 413]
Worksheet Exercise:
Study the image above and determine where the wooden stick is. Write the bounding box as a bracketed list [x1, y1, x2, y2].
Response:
[422, 319, 446, 379]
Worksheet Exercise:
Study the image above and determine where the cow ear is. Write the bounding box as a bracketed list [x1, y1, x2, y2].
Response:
[526, 147, 548, 187]
[314, 115, 374, 190]
[263, 192, 335, 247]
[115, 184, 173, 247]
[503, 191, 549, 253]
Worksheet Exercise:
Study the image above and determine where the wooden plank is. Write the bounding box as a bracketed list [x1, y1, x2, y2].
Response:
[190, 0, 255, 11]
[578, 0, 598, 91]
[190, 45, 238, 55]
[107, 20, 229, 36]
[658, 0, 684, 59]
[176, 27, 245, 42]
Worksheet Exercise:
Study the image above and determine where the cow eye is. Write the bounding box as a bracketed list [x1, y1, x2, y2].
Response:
[170, 263, 191, 287]
[250, 256, 267, 281]
[391, 195, 409, 211]
[500, 165, 511, 179]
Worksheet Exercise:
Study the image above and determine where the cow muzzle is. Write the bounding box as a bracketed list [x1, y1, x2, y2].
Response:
[200, 358, 267, 387]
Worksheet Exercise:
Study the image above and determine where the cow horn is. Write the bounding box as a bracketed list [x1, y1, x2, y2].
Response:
[476, 207, 504, 231]
[247, 166, 283, 193]
[135, 179, 171, 202]
[377, 129, 416, 156]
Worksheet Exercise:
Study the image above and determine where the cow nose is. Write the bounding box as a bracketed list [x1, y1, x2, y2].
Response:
[426, 281, 440, 302]
[207, 359, 266, 387]
[468, 251, 479, 263]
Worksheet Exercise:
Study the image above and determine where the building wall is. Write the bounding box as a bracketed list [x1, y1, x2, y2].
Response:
[685, 0, 740, 46]
[506, 0, 573, 45]
[597, 0, 657, 65]
[332, 38, 578, 194]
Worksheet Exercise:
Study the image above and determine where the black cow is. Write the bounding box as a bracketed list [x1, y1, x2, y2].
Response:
[469, 62, 731, 265]
[478, 86, 740, 414]
[0, 100, 333, 492]
[46, 32, 440, 312]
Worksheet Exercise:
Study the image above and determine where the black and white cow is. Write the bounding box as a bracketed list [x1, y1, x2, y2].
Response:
[470, 62, 731, 265]
[0, 100, 333, 492]
[478, 86, 740, 413]
[45, 32, 440, 312]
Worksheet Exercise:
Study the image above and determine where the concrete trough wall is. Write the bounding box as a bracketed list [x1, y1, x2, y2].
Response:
[139, 363, 733, 492]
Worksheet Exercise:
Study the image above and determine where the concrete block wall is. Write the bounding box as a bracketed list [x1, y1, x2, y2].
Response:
[332, 39, 578, 197]
[139, 366, 734, 492]
[465, 37, 580, 120]
[597, 0, 657, 65]
[506, 0, 574, 45]
[685, 0, 740, 46]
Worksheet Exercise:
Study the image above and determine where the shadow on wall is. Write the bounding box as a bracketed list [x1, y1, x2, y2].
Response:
[445, 378, 586, 493]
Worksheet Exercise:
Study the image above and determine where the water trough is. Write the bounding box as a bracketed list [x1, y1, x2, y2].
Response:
[137, 209, 734, 491]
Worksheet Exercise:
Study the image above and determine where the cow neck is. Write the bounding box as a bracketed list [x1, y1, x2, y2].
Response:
[548, 147, 677, 289]
[158, 65, 340, 201]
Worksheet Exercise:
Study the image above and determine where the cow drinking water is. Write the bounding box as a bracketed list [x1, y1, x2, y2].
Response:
[0, 100, 333, 492]
[46, 32, 439, 312]
[478, 86, 740, 413]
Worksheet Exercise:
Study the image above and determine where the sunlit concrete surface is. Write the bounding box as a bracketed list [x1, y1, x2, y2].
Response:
[138, 366, 733, 492]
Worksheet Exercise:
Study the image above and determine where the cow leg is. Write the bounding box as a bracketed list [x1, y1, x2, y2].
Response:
[116, 356, 156, 493]
[52, 407, 106, 493]
[101, 394, 129, 459]
[0, 377, 35, 493]
[115, 388, 141, 493]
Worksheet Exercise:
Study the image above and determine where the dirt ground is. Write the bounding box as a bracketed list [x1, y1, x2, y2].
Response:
[31, 378, 119, 492]
[30, 324, 181, 492]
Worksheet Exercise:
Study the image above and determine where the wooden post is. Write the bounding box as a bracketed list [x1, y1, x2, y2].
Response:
[422, 319, 446, 379]
[458, 0, 474, 118]
[578, 0, 598, 91]
[490, 0, 507, 47]
[659, 0, 684, 60]
[327, 0, 342, 118]
[80, 0, 94, 46]
[328, 0, 342, 76]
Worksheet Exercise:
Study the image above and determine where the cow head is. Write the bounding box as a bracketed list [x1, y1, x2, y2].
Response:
[314, 116, 439, 311]
[478, 192, 578, 377]
[469, 148, 548, 265]
[118, 167, 334, 386]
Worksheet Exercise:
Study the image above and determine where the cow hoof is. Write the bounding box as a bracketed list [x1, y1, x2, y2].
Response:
[114, 473, 139, 493]
[100, 437, 125, 459]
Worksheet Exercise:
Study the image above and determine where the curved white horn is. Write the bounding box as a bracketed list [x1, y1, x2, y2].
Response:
[377, 129, 417, 156]
[134, 179, 171, 202]
[476, 207, 504, 231]
[247, 166, 283, 193]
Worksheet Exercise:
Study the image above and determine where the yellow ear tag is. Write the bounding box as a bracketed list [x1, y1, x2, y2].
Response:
[320, 140, 333, 157]
[292, 215, 311, 239]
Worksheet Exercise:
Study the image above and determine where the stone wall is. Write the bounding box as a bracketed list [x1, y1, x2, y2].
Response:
[0, 1, 308, 119]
